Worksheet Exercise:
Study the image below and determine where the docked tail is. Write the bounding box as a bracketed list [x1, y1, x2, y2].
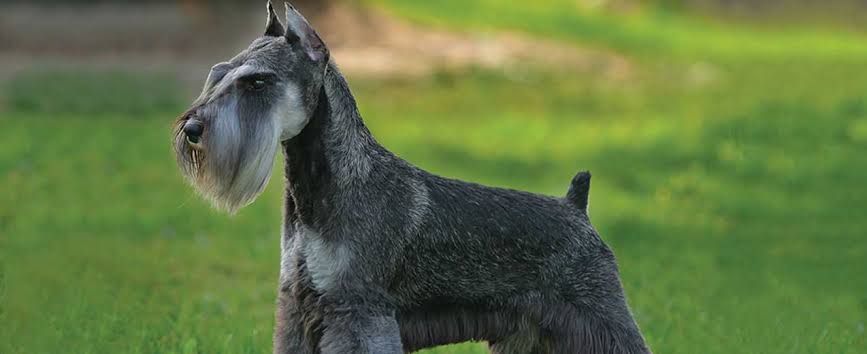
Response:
[566, 171, 591, 212]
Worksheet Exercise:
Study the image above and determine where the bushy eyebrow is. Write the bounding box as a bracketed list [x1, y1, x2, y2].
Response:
[235, 71, 279, 83]
[204, 64, 278, 103]
[228, 64, 278, 83]
[205, 62, 234, 87]
[211, 62, 233, 74]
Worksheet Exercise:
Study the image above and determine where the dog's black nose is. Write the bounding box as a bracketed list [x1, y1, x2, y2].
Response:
[183, 119, 204, 143]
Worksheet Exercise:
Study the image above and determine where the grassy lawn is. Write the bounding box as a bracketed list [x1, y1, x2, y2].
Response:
[2, 1, 867, 353]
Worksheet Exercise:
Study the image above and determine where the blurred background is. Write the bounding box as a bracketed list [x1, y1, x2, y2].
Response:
[2, 0, 866, 353]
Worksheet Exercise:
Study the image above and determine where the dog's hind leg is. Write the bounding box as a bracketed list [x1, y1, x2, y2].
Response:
[538, 304, 650, 354]
[488, 330, 543, 354]
[544, 235, 649, 353]
[486, 312, 544, 354]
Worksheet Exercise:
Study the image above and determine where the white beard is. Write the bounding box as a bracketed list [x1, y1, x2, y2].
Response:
[180, 100, 279, 214]
[175, 84, 309, 213]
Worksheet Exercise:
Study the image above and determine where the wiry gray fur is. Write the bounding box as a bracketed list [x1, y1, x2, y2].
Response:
[173, 2, 651, 353]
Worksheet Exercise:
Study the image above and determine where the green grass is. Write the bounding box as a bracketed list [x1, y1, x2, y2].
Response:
[2, 2, 867, 353]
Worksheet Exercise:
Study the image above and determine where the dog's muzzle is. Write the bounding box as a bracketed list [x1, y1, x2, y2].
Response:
[183, 119, 204, 144]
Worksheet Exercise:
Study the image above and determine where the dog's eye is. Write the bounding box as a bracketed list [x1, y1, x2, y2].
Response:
[238, 75, 271, 92]
[248, 78, 267, 91]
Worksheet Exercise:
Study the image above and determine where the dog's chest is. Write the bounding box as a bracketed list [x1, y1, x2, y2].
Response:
[283, 226, 353, 292]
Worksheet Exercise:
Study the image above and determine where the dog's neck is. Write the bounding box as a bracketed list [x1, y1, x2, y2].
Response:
[282, 63, 381, 231]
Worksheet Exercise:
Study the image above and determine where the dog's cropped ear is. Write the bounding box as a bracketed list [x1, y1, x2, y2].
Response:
[284, 2, 329, 62]
[264, 1, 285, 37]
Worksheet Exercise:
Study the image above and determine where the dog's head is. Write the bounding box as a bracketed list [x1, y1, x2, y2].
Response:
[173, 1, 329, 213]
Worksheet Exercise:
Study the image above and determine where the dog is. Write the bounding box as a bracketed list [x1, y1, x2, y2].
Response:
[172, 2, 650, 353]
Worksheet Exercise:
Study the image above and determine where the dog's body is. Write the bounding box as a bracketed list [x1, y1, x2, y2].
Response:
[174, 3, 649, 353]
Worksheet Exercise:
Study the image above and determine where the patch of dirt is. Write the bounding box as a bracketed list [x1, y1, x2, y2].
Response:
[312, 3, 632, 79]
[0, 2, 632, 82]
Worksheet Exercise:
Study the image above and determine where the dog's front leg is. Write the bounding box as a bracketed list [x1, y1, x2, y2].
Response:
[274, 230, 318, 354]
[318, 301, 403, 354]
[273, 289, 315, 354]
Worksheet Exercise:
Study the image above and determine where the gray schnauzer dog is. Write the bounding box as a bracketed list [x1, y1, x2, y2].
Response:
[173, 2, 650, 353]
